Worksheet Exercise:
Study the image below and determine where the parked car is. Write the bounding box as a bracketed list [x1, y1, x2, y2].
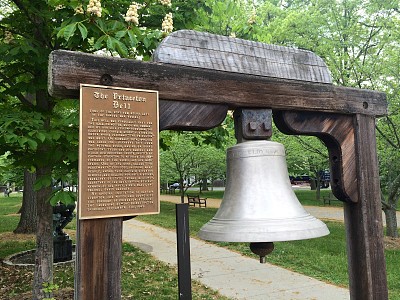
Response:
[318, 170, 330, 188]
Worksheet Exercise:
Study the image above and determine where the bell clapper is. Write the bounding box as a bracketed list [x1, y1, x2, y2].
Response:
[250, 242, 275, 264]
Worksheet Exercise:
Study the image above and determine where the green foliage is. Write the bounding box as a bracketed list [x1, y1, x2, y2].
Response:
[0, 152, 23, 186]
[0, 105, 44, 154]
[42, 282, 59, 300]
[194, 0, 248, 36]
[160, 131, 228, 192]
[273, 132, 329, 178]
[0, 0, 218, 200]
[49, 190, 77, 206]
[54, 7, 164, 59]
[251, 0, 399, 87]
[0, 0, 186, 204]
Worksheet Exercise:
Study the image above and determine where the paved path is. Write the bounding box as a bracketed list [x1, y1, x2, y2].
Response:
[123, 194, 352, 300]
[123, 220, 349, 300]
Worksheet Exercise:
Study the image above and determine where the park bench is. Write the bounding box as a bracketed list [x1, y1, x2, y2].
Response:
[323, 192, 339, 205]
[187, 194, 207, 207]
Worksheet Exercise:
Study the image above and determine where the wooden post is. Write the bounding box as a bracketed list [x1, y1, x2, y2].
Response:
[75, 218, 123, 300]
[344, 114, 388, 300]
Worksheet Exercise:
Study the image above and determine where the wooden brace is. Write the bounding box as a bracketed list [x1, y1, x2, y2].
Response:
[274, 110, 357, 203]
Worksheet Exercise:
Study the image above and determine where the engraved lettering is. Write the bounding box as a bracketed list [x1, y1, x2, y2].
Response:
[80, 86, 158, 218]
[93, 91, 108, 99]
[113, 92, 146, 102]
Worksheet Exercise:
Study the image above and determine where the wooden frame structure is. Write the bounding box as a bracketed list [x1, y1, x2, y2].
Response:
[48, 30, 388, 300]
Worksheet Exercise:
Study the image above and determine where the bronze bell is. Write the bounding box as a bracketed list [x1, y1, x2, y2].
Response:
[198, 140, 329, 262]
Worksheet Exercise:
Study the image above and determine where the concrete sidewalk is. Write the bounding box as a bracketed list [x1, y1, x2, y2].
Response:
[123, 219, 350, 300]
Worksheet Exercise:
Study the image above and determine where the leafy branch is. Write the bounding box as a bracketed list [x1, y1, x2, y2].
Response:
[0, 72, 34, 107]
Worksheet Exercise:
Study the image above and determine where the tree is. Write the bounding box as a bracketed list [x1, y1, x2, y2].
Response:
[374, 29, 400, 238]
[377, 113, 400, 238]
[0, 0, 191, 297]
[160, 132, 203, 202]
[193, 145, 226, 192]
[274, 132, 329, 201]
[243, 0, 400, 235]
[160, 131, 228, 199]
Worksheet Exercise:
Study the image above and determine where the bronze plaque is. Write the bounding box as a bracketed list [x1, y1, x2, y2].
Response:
[79, 84, 159, 219]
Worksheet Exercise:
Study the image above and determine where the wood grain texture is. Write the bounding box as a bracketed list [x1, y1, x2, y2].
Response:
[274, 111, 357, 203]
[159, 100, 228, 130]
[344, 114, 388, 300]
[153, 30, 332, 84]
[48, 50, 387, 116]
[75, 218, 123, 300]
[275, 111, 388, 299]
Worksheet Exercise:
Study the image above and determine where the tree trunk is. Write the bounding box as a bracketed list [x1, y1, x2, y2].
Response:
[381, 173, 400, 238]
[315, 178, 321, 202]
[310, 179, 316, 190]
[383, 206, 398, 238]
[201, 177, 208, 192]
[31, 84, 55, 299]
[32, 167, 54, 299]
[180, 178, 185, 203]
[14, 169, 37, 234]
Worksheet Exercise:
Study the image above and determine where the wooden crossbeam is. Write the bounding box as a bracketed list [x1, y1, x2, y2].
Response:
[48, 50, 387, 116]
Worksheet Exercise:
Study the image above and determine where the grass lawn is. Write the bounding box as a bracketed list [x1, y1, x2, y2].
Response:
[1, 191, 398, 299]
[139, 200, 400, 300]
[0, 195, 230, 300]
